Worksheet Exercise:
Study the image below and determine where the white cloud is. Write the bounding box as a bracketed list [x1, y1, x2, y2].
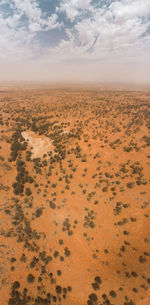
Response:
[12, 0, 42, 22]
[0, 13, 37, 61]
[110, 0, 150, 22]
[0, 0, 61, 60]
[45, 14, 62, 30]
[57, 0, 93, 22]
[12, 0, 61, 31]
[57, 0, 150, 61]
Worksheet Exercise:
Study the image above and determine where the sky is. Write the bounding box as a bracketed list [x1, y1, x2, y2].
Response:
[0, 0, 150, 84]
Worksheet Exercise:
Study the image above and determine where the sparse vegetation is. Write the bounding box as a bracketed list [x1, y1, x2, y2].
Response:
[0, 88, 149, 305]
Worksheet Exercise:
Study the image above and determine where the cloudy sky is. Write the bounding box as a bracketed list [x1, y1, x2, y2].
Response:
[0, 0, 150, 84]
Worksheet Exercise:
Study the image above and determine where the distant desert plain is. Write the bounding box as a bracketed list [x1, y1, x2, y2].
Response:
[0, 85, 150, 305]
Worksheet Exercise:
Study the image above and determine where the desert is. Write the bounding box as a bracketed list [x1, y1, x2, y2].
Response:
[0, 86, 150, 305]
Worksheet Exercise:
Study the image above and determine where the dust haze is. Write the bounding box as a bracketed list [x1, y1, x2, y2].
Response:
[0, 58, 150, 87]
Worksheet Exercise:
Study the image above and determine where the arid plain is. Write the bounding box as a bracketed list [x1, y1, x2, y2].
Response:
[0, 87, 150, 305]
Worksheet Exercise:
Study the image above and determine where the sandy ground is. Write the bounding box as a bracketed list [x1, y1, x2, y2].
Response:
[0, 87, 150, 305]
[22, 131, 53, 158]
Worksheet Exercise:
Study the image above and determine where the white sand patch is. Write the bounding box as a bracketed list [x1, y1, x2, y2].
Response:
[22, 131, 53, 158]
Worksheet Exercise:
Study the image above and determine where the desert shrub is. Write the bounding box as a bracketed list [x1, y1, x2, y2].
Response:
[123, 230, 129, 235]
[132, 288, 138, 293]
[45, 256, 52, 265]
[67, 286, 72, 292]
[68, 230, 73, 236]
[12, 281, 20, 290]
[0, 155, 4, 161]
[87, 301, 93, 305]
[124, 300, 136, 304]
[54, 251, 59, 258]
[55, 285, 62, 294]
[60, 256, 64, 261]
[102, 294, 107, 300]
[26, 150, 32, 161]
[92, 282, 100, 290]
[139, 256, 147, 263]
[51, 183, 57, 188]
[25, 187, 32, 196]
[10, 257, 16, 263]
[109, 290, 117, 298]
[49, 202, 56, 209]
[130, 217, 136, 222]
[95, 276, 102, 284]
[131, 271, 138, 277]
[126, 182, 134, 188]
[35, 208, 43, 218]
[30, 256, 39, 268]
[20, 253, 26, 262]
[102, 186, 108, 192]
[59, 240, 64, 245]
[39, 251, 46, 261]
[123, 146, 132, 152]
[27, 273, 35, 283]
[57, 270, 62, 276]
[13, 182, 24, 195]
[88, 293, 98, 302]
[64, 247, 71, 257]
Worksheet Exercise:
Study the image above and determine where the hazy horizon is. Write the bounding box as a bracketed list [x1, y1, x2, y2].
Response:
[0, 0, 150, 84]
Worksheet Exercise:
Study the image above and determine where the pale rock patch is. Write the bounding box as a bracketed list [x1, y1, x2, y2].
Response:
[22, 130, 53, 158]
